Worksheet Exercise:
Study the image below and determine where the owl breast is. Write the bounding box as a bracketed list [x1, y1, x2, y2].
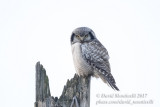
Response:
[72, 43, 93, 76]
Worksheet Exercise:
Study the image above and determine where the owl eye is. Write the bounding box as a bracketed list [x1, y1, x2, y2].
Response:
[85, 35, 88, 38]
[76, 35, 80, 38]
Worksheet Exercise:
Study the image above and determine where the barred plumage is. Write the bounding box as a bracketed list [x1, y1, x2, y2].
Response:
[71, 27, 119, 91]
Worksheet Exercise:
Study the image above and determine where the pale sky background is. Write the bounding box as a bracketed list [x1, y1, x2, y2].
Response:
[0, 0, 160, 107]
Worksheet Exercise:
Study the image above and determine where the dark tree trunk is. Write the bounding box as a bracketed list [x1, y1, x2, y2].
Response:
[34, 62, 91, 107]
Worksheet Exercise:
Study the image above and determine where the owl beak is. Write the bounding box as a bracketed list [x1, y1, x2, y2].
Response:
[79, 37, 84, 42]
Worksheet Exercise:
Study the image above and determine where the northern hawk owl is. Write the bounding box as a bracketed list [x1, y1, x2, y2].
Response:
[71, 27, 119, 91]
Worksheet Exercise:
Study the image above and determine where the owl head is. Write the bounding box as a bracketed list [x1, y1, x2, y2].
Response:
[71, 27, 96, 44]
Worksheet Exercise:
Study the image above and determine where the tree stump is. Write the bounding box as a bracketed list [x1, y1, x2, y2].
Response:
[34, 62, 91, 107]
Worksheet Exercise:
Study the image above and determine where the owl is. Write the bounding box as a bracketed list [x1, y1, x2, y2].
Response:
[70, 27, 119, 91]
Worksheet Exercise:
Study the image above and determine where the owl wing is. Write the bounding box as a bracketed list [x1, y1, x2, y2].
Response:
[81, 40, 119, 91]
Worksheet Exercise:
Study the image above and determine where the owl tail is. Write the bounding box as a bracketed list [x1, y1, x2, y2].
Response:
[98, 71, 119, 91]
[105, 73, 119, 91]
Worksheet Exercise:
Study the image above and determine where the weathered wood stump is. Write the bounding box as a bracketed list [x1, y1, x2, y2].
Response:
[34, 62, 91, 107]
